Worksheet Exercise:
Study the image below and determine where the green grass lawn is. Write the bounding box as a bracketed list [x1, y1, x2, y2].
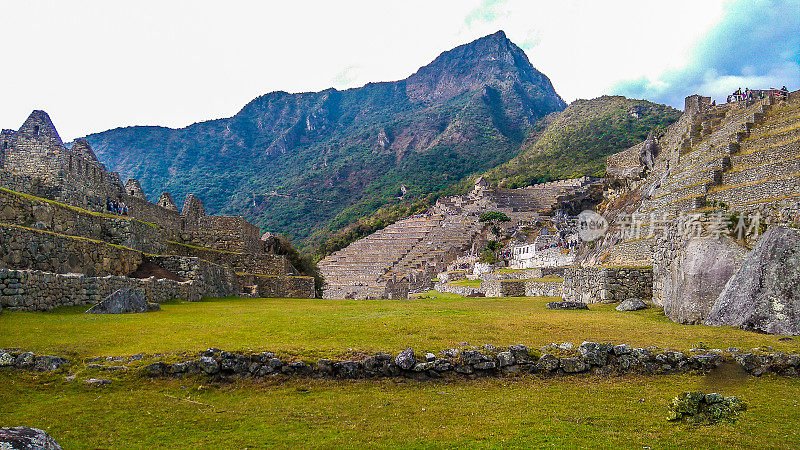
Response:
[1, 371, 798, 448]
[2, 296, 800, 448]
[1, 296, 797, 360]
[448, 279, 483, 288]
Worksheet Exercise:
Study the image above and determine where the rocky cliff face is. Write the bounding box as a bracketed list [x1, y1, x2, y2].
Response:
[85, 31, 566, 247]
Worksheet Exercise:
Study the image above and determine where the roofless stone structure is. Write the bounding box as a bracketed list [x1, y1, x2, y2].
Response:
[0, 110, 314, 310]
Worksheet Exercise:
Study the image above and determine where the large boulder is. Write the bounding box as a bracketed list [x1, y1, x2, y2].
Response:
[662, 236, 748, 324]
[0, 427, 63, 449]
[616, 298, 647, 311]
[706, 227, 800, 335]
[85, 288, 160, 314]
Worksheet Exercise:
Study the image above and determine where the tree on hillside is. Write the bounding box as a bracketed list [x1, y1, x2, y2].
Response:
[479, 211, 511, 238]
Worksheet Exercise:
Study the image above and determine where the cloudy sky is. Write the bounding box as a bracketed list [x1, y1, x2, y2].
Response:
[1, 0, 797, 140]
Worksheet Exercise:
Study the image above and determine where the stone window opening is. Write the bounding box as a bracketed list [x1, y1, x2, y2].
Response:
[2, 141, 7, 149]
[33, 126, 39, 135]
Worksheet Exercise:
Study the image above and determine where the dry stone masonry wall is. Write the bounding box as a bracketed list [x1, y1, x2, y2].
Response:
[0, 223, 143, 277]
[236, 274, 315, 299]
[0, 268, 223, 311]
[562, 267, 653, 303]
[140, 343, 800, 381]
[0, 110, 310, 300]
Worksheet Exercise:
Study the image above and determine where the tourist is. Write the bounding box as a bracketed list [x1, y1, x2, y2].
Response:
[105, 197, 112, 212]
[121, 202, 128, 216]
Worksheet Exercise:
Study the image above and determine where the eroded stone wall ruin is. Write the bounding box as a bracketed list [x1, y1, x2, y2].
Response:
[0, 110, 313, 310]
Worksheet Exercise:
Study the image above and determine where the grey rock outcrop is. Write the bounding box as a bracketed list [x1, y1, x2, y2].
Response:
[639, 131, 659, 173]
[663, 236, 748, 324]
[0, 427, 63, 449]
[616, 298, 647, 311]
[85, 288, 160, 314]
[706, 227, 800, 335]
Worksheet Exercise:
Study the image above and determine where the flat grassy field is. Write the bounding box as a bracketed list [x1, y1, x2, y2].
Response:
[1, 296, 798, 359]
[1, 371, 798, 448]
[2, 296, 800, 448]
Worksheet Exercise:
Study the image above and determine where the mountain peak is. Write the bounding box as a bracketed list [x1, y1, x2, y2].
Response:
[405, 31, 563, 107]
[86, 32, 567, 247]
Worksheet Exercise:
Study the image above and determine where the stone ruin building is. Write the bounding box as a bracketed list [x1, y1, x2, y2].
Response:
[0, 110, 314, 311]
[321, 88, 800, 336]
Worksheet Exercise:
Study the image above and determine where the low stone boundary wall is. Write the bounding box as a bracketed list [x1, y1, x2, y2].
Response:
[0, 349, 68, 372]
[433, 281, 484, 297]
[562, 266, 653, 303]
[0, 268, 212, 311]
[5, 344, 797, 382]
[236, 274, 315, 299]
[142, 343, 800, 380]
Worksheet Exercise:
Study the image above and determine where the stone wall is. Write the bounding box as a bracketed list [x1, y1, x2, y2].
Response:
[236, 274, 315, 299]
[483, 280, 526, 297]
[121, 195, 182, 238]
[606, 141, 645, 179]
[562, 266, 653, 303]
[480, 268, 541, 281]
[190, 216, 263, 254]
[433, 281, 484, 297]
[601, 239, 654, 266]
[0, 268, 203, 311]
[142, 343, 800, 380]
[524, 280, 563, 297]
[0, 187, 167, 254]
[166, 241, 297, 276]
[0, 170, 59, 201]
[0, 223, 142, 277]
[147, 255, 238, 298]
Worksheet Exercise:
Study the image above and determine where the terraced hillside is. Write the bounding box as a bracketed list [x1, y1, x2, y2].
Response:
[596, 90, 800, 266]
[319, 177, 600, 299]
[318, 213, 485, 299]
